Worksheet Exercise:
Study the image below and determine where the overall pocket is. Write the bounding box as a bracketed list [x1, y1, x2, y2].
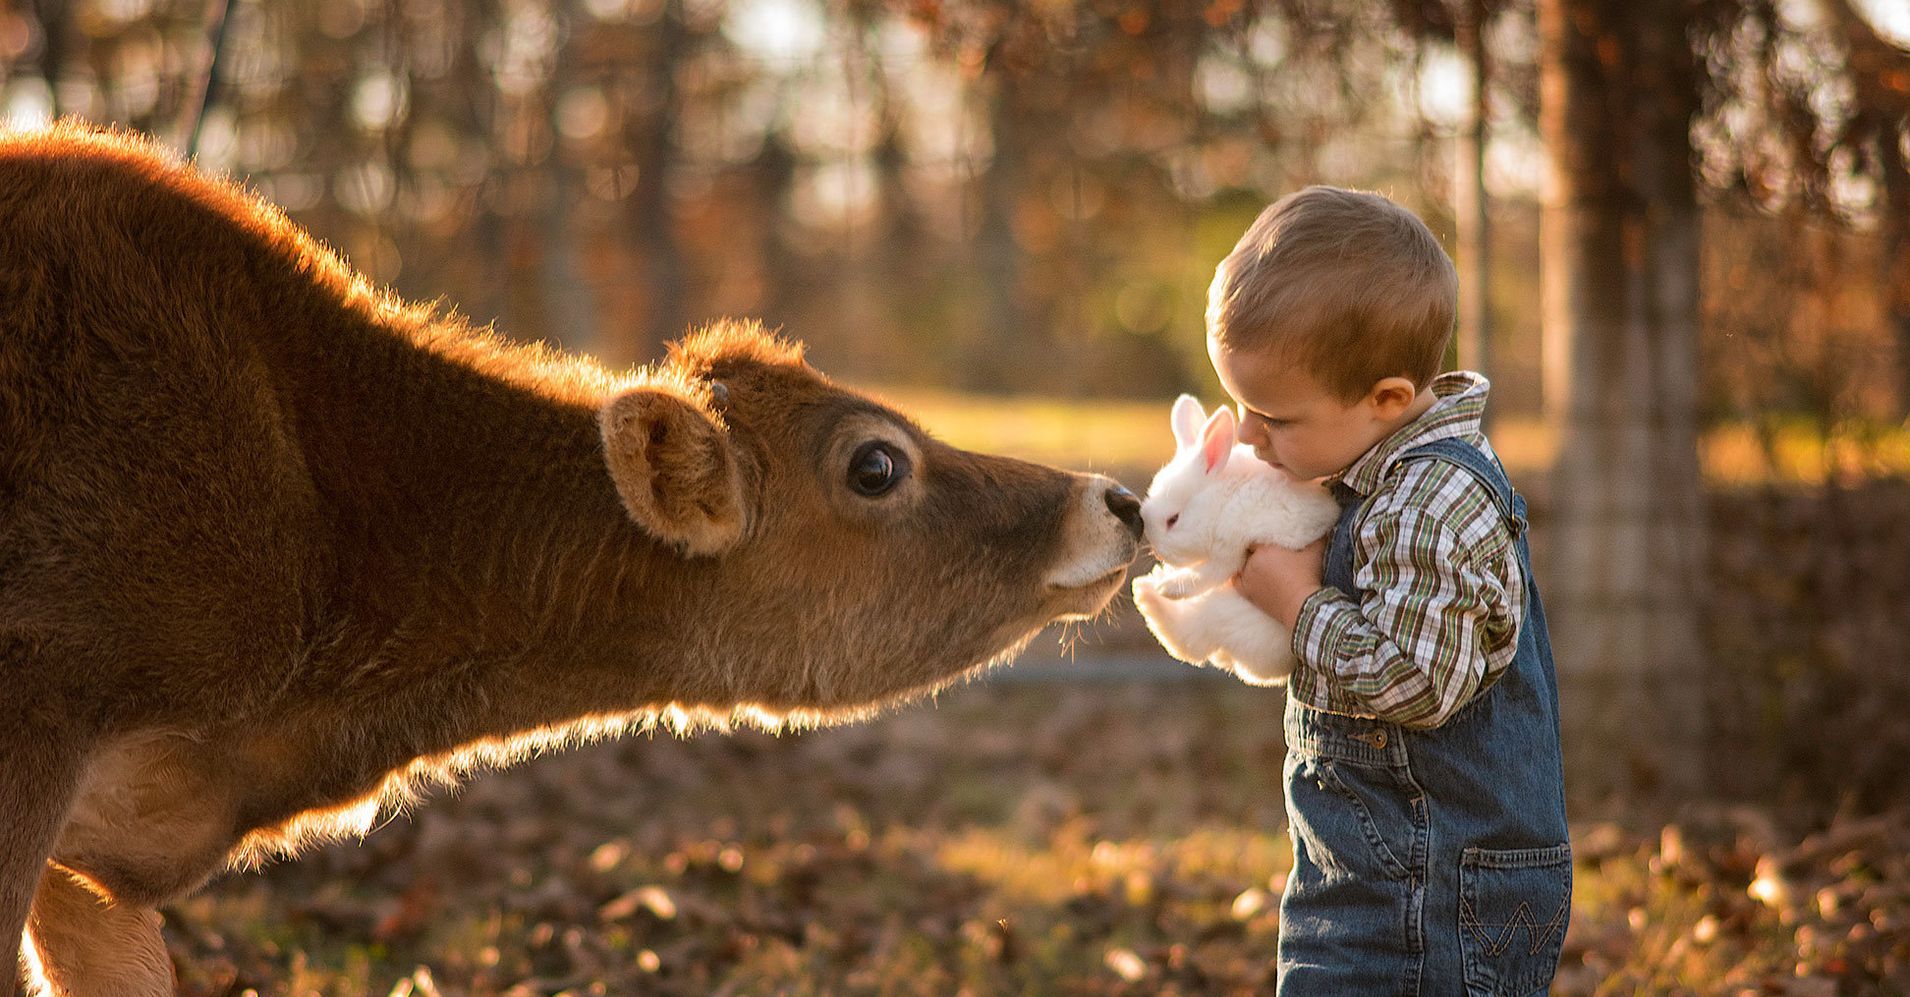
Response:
[1458, 843, 1573, 996]
[1284, 752, 1420, 882]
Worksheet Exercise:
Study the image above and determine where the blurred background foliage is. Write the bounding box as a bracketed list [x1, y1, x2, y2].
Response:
[0, 0, 1901, 424]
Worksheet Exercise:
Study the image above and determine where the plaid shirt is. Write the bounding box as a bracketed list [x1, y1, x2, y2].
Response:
[1287, 372, 1525, 729]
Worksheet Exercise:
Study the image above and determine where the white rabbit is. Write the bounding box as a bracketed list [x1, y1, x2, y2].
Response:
[1130, 395, 1341, 685]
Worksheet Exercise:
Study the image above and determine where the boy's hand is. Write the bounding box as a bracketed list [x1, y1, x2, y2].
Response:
[1233, 539, 1327, 628]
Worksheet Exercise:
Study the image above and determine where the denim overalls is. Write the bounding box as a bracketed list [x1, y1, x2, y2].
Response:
[1278, 438, 1572, 997]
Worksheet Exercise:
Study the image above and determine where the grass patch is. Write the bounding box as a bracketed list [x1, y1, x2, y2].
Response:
[161, 683, 1908, 995]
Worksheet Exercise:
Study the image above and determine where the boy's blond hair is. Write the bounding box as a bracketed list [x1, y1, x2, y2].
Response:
[1207, 186, 1457, 401]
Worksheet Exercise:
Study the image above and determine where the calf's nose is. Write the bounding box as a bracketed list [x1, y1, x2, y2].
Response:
[1104, 484, 1144, 540]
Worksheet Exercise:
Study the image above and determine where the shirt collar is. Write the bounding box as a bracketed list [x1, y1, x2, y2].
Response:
[1335, 371, 1490, 497]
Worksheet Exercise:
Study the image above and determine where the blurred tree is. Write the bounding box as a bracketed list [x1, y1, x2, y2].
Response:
[24, 0, 72, 118]
[1387, 0, 1510, 397]
[1454, 0, 1493, 388]
[972, 65, 1038, 392]
[540, 2, 599, 353]
[1538, 0, 1710, 798]
[1816, 0, 1910, 415]
[621, 0, 690, 364]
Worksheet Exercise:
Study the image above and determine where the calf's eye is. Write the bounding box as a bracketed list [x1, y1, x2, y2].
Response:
[849, 441, 908, 497]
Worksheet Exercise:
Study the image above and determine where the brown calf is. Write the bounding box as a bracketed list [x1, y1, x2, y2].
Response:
[0, 125, 1142, 994]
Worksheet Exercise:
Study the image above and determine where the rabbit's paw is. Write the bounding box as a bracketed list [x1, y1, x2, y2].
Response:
[1132, 574, 1188, 636]
[1131, 573, 1166, 612]
[1156, 568, 1209, 600]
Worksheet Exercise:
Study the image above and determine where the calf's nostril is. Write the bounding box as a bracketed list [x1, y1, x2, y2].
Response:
[1104, 485, 1144, 540]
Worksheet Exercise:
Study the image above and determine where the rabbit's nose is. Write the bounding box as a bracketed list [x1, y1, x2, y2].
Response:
[1104, 485, 1144, 540]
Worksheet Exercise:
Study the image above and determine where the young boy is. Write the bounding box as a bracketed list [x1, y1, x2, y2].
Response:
[1207, 186, 1570, 995]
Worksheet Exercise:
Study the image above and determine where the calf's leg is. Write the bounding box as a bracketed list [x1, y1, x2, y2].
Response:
[23, 866, 171, 997]
[1, 719, 85, 997]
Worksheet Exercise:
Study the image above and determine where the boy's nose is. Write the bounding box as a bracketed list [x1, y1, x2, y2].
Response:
[1236, 416, 1268, 447]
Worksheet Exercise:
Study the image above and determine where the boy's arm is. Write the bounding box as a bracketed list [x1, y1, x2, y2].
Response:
[1246, 501, 1519, 729]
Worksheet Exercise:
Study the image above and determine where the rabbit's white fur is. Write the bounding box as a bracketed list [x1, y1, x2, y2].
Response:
[1131, 395, 1341, 684]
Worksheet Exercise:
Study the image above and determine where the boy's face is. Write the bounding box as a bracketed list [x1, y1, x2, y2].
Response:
[1209, 339, 1408, 481]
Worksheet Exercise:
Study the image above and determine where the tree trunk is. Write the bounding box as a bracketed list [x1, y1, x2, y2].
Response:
[469, 1, 511, 337]
[540, 2, 599, 355]
[1538, 0, 1708, 799]
[30, 0, 73, 117]
[621, 0, 688, 366]
[970, 76, 1030, 393]
[1455, 0, 1492, 391]
[748, 131, 797, 333]
[1882, 129, 1910, 417]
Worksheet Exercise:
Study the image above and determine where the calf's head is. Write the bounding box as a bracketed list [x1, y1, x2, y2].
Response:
[598, 322, 1142, 718]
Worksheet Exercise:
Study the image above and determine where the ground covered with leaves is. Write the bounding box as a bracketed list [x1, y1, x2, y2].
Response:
[160, 675, 1908, 996]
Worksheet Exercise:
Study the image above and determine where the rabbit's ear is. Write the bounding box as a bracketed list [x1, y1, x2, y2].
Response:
[1200, 407, 1236, 474]
[1171, 394, 1205, 449]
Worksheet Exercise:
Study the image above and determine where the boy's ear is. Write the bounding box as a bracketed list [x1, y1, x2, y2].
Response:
[600, 386, 748, 557]
[1367, 376, 1421, 420]
[1200, 407, 1235, 475]
[1171, 394, 1205, 449]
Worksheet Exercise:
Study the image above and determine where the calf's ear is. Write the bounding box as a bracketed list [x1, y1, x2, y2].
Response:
[600, 387, 748, 556]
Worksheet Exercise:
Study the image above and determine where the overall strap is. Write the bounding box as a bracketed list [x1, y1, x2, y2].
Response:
[1397, 437, 1526, 537]
[1324, 437, 1525, 598]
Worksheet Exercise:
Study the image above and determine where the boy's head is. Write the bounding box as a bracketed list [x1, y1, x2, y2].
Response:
[1205, 186, 1458, 480]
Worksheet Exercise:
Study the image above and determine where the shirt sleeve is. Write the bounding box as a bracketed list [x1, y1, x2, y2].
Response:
[1288, 501, 1518, 729]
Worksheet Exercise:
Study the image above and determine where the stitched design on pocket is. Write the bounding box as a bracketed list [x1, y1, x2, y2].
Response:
[1458, 844, 1572, 996]
[1460, 894, 1567, 957]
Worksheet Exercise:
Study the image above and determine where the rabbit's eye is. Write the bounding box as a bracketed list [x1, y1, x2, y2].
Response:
[849, 441, 909, 497]
[1166, 514, 1180, 529]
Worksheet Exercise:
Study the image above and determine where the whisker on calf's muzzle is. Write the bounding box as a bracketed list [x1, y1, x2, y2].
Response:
[1038, 473, 1143, 597]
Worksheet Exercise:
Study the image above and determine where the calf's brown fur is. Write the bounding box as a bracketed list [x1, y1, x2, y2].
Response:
[0, 125, 1142, 994]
